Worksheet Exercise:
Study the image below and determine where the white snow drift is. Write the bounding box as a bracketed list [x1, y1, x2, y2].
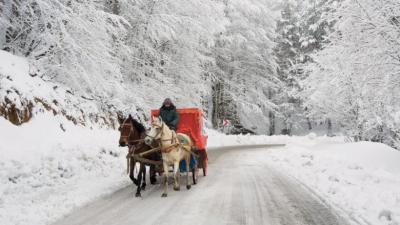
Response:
[266, 135, 400, 225]
[0, 50, 115, 126]
[0, 114, 129, 225]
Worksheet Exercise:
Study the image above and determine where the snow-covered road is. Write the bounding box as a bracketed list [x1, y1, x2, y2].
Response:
[53, 146, 351, 225]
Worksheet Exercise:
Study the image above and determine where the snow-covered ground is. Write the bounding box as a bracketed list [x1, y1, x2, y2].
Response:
[0, 114, 129, 225]
[265, 134, 400, 225]
[0, 115, 285, 225]
[208, 131, 400, 225]
[208, 130, 400, 225]
[1, 114, 400, 225]
[206, 128, 288, 147]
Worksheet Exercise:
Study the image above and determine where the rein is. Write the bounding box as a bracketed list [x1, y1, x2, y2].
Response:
[145, 122, 163, 140]
[122, 119, 149, 174]
[120, 118, 135, 139]
[148, 121, 182, 153]
[128, 139, 145, 145]
[126, 119, 198, 167]
[161, 143, 179, 153]
[126, 144, 136, 174]
[146, 122, 177, 145]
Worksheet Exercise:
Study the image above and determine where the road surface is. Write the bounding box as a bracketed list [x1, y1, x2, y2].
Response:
[54, 146, 352, 225]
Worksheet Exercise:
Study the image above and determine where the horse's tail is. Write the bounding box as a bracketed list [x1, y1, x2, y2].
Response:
[177, 133, 193, 150]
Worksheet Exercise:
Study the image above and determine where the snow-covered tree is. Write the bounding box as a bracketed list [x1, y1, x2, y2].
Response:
[212, 0, 280, 134]
[272, 0, 341, 135]
[1, 0, 280, 132]
[303, 0, 400, 147]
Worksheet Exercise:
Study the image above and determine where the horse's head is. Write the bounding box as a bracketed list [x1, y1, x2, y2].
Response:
[144, 116, 165, 146]
[118, 114, 145, 147]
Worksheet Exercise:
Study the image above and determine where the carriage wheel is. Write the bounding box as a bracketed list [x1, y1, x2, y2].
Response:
[202, 158, 208, 176]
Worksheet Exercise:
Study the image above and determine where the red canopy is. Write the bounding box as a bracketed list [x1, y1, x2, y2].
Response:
[151, 108, 207, 150]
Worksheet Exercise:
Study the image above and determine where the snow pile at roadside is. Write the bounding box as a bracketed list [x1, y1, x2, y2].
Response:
[206, 128, 288, 148]
[0, 113, 129, 225]
[0, 50, 120, 126]
[265, 135, 400, 225]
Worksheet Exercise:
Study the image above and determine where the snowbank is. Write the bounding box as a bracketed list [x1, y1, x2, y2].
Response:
[206, 128, 288, 148]
[0, 114, 129, 225]
[0, 50, 116, 127]
[265, 135, 400, 225]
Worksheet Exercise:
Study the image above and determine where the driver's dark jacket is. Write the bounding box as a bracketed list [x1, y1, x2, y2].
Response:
[159, 105, 179, 130]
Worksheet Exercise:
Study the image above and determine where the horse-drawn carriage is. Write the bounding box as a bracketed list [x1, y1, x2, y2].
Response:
[151, 108, 208, 176]
[118, 108, 208, 197]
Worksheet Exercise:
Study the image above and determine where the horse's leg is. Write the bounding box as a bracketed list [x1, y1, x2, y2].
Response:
[185, 154, 191, 190]
[161, 162, 169, 197]
[150, 152, 159, 184]
[135, 163, 144, 197]
[192, 166, 197, 185]
[192, 154, 197, 185]
[173, 161, 180, 191]
[141, 165, 147, 190]
[150, 164, 157, 184]
[129, 158, 138, 186]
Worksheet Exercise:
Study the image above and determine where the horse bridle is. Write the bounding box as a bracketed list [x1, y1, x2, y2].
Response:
[120, 118, 135, 139]
[146, 121, 164, 139]
[120, 118, 146, 146]
[146, 121, 176, 144]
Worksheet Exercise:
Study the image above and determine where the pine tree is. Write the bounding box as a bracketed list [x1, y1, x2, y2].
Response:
[273, 0, 340, 135]
[273, 0, 303, 135]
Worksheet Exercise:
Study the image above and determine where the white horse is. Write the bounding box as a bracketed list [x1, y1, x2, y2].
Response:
[144, 117, 193, 197]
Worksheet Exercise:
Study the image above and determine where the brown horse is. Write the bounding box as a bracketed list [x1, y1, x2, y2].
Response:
[118, 114, 159, 197]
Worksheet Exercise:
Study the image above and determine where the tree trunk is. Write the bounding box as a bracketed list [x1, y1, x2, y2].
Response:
[327, 118, 332, 136]
[269, 111, 275, 135]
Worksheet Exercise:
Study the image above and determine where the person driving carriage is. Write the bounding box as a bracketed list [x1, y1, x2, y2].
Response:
[159, 98, 179, 131]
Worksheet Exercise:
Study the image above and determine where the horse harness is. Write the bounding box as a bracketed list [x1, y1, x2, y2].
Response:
[124, 119, 195, 172]
[146, 121, 186, 153]
[120, 118, 146, 145]
[123, 119, 165, 167]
